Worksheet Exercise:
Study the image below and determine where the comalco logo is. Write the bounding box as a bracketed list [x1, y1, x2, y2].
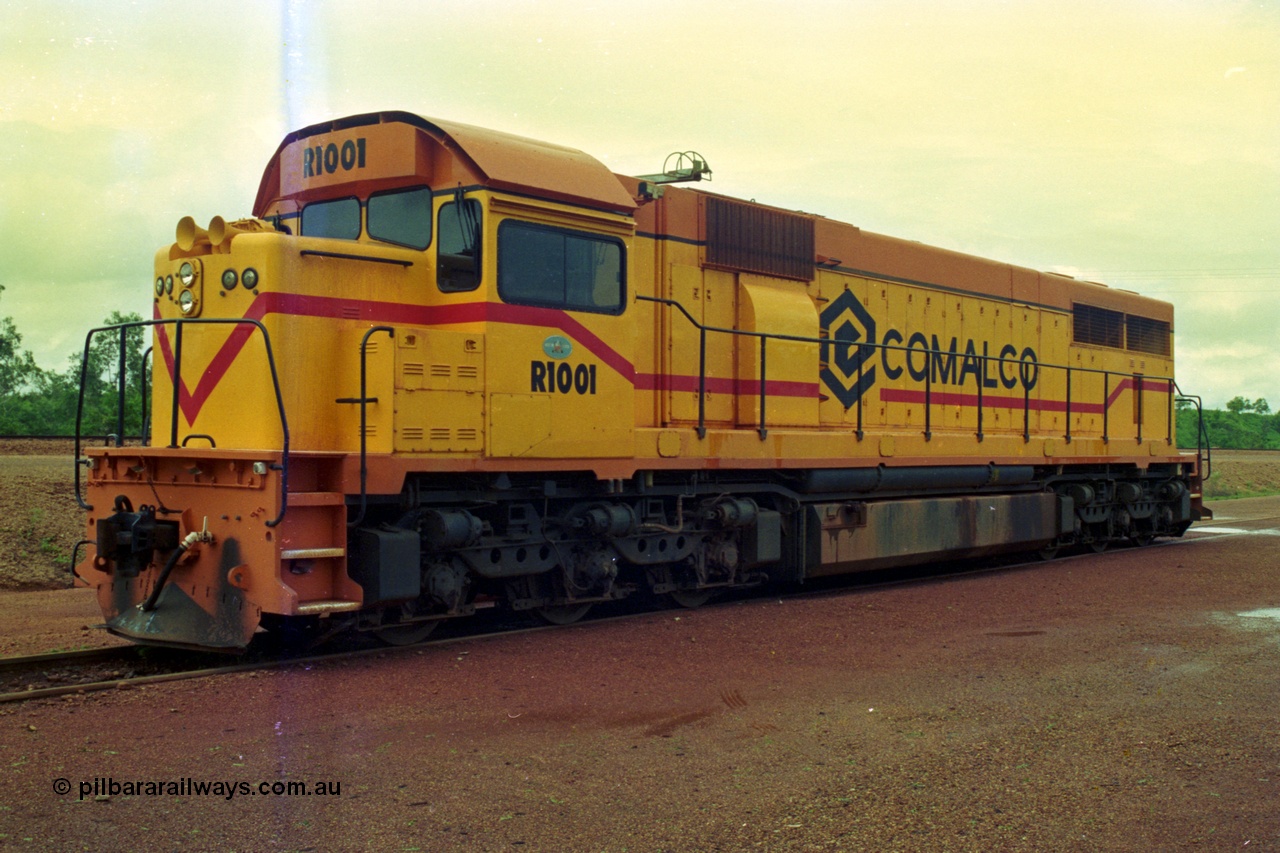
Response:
[819, 290, 877, 408]
[819, 290, 1041, 408]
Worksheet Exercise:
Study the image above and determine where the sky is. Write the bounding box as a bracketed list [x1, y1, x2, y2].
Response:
[1, 0, 1277, 408]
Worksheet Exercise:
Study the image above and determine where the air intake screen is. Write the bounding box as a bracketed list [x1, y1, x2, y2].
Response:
[704, 196, 814, 281]
[1126, 315, 1171, 356]
[1073, 304, 1124, 349]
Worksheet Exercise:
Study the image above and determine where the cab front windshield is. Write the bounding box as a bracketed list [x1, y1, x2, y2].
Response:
[300, 186, 432, 249]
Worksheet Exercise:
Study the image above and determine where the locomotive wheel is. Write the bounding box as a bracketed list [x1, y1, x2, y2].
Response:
[1087, 523, 1110, 553]
[667, 589, 714, 609]
[1036, 545, 1059, 562]
[373, 620, 439, 646]
[1129, 530, 1155, 547]
[372, 599, 441, 646]
[536, 603, 592, 625]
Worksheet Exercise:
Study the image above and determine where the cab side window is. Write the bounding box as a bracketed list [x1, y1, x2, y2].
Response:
[437, 199, 482, 292]
[497, 221, 624, 314]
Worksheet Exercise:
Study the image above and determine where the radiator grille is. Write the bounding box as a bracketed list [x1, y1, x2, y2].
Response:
[1072, 304, 1124, 349]
[1074, 303, 1170, 356]
[704, 196, 814, 281]
[1125, 315, 1171, 356]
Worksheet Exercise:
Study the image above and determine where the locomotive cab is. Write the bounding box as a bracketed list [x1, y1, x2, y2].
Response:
[77, 113, 649, 649]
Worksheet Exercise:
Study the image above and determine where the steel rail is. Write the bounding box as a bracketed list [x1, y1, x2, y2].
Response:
[0, 646, 137, 675]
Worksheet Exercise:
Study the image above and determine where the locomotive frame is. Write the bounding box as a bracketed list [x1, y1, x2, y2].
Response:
[73, 111, 1210, 651]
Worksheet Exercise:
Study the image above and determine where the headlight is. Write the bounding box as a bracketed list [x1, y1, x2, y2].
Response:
[242, 268, 259, 290]
[178, 289, 196, 315]
[179, 262, 196, 287]
[222, 269, 238, 289]
[155, 277, 165, 296]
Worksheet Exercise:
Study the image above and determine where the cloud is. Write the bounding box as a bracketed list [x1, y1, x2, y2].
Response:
[0, 0, 1277, 408]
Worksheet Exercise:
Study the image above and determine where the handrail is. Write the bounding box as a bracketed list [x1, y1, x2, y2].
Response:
[140, 345, 153, 446]
[1173, 384, 1211, 482]
[757, 336, 768, 440]
[337, 325, 394, 527]
[639, 293, 1186, 450]
[114, 325, 128, 447]
[1136, 374, 1144, 443]
[74, 317, 292, 528]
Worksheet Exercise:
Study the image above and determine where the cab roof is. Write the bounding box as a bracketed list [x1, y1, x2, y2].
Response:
[253, 110, 637, 216]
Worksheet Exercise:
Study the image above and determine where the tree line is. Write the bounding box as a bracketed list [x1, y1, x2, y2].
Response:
[1, 286, 145, 437]
[0, 287, 1276, 449]
[1176, 398, 1280, 451]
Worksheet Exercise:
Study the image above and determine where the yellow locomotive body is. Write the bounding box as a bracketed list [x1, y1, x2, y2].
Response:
[75, 112, 1207, 650]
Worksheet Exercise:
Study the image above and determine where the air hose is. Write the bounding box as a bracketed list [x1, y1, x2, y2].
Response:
[140, 519, 211, 613]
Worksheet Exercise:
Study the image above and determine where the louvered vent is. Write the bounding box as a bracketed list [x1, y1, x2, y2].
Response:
[1072, 304, 1124, 349]
[1126, 315, 1171, 356]
[704, 196, 815, 281]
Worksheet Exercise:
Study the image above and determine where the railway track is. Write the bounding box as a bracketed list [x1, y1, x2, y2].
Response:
[1, 521, 1245, 706]
[0, 645, 231, 704]
[0, 613, 603, 705]
[0, 617, 618, 704]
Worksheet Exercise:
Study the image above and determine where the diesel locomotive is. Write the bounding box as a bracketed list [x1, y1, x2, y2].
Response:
[74, 111, 1210, 651]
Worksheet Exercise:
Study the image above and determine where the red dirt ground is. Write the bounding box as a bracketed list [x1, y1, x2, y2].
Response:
[0, 496, 1278, 851]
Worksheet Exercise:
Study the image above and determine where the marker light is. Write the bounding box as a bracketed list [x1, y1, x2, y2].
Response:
[155, 277, 165, 296]
[178, 289, 196, 315]
[222, 269, 238, 289]
[165, 275, 174, 295]
[242, 268, 259, 290]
